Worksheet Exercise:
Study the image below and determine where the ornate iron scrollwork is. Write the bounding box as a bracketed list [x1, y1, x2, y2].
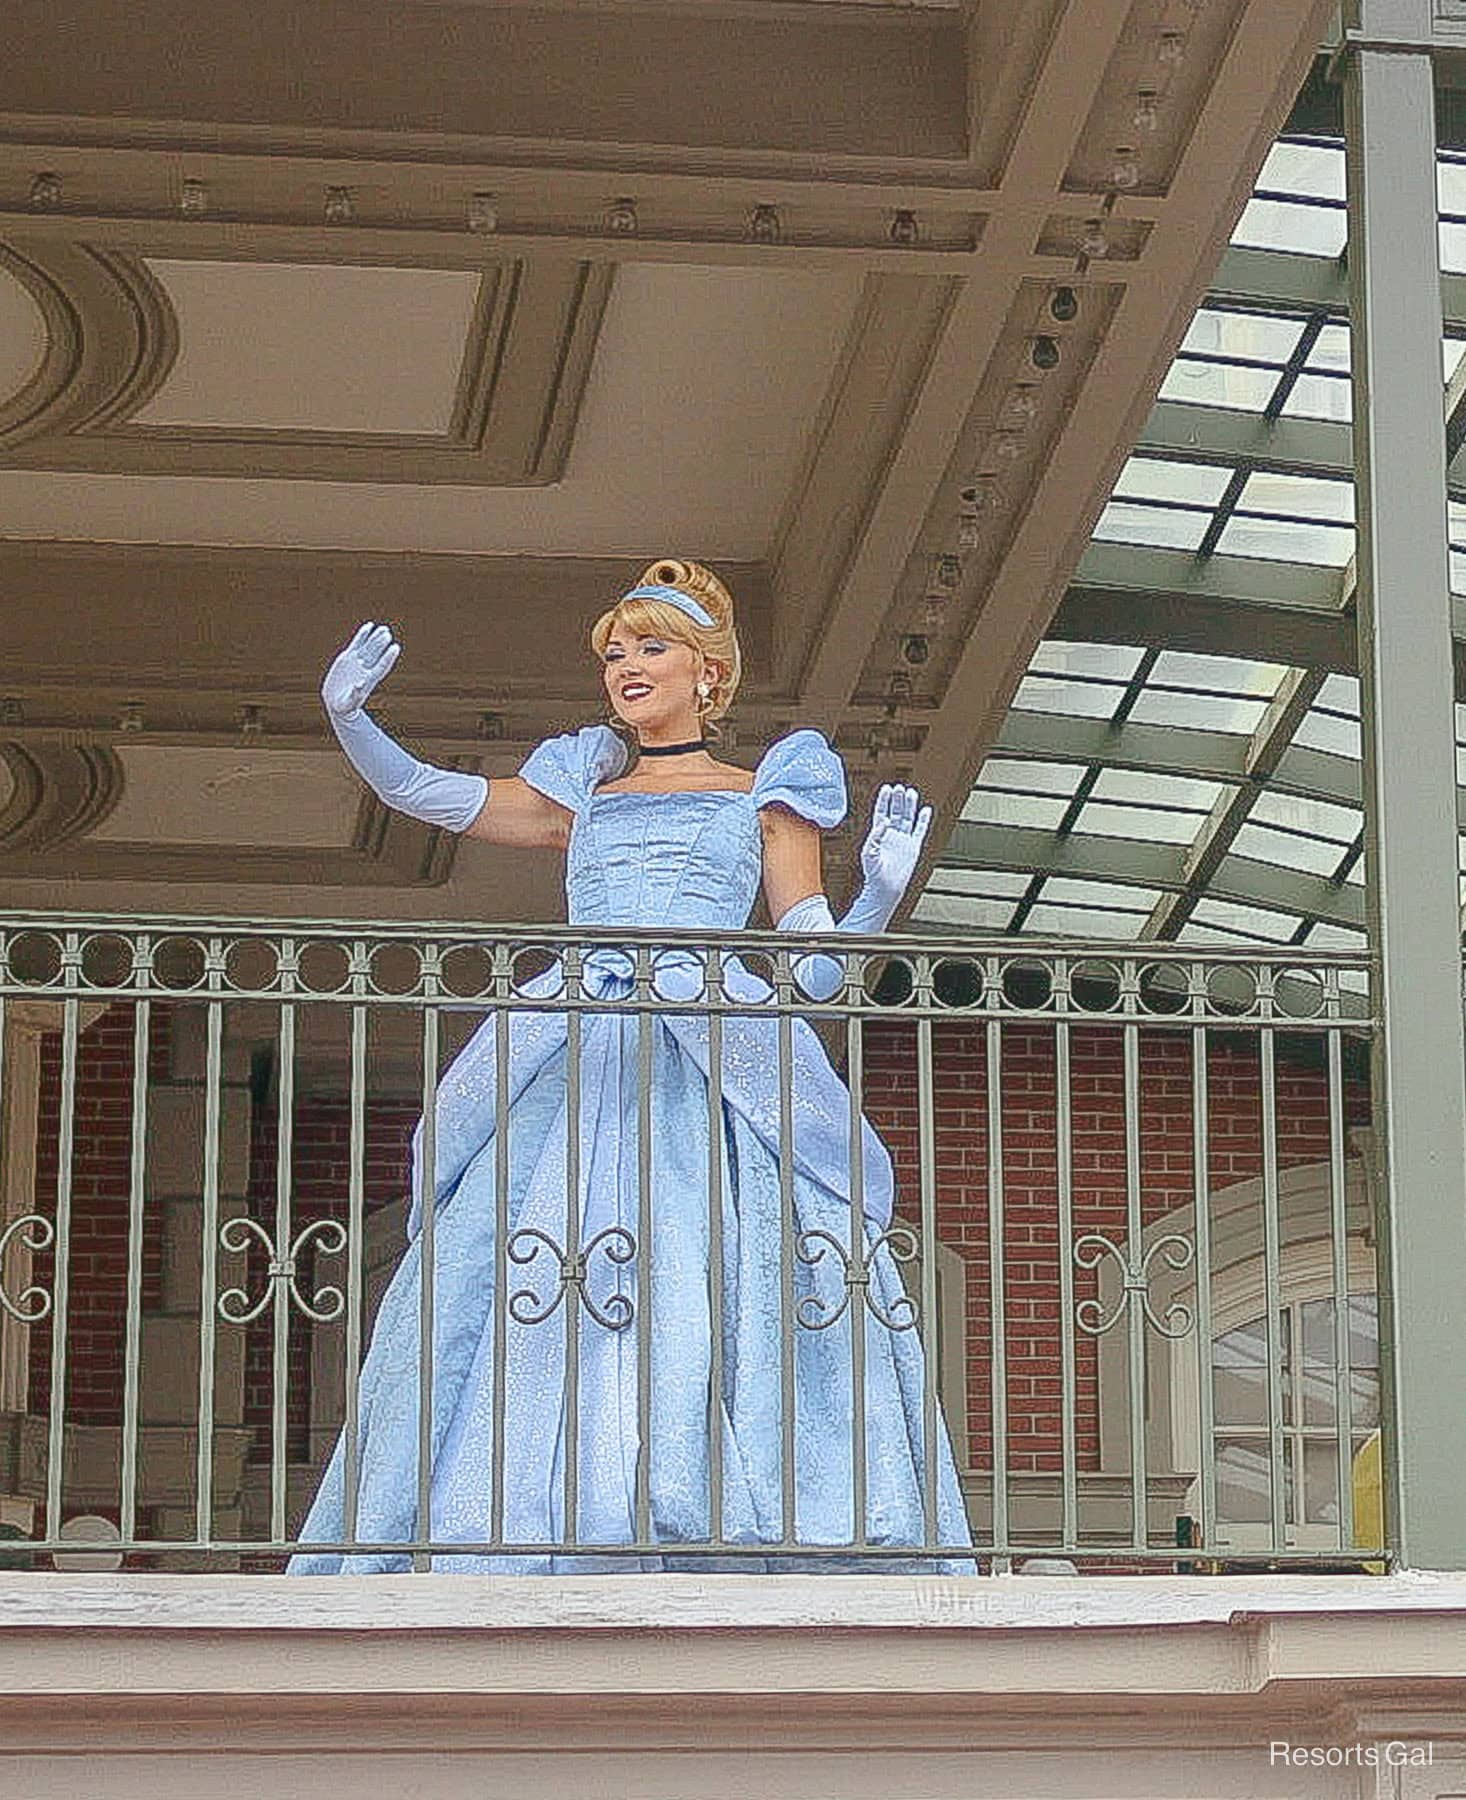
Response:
[1073, 1231, 1195, 1339]
[0, 1213, 54, 1322]
[794, 1223, 921, 1332]
[506, 1224, 636, 1330]
[218, 1215, 349, 1324]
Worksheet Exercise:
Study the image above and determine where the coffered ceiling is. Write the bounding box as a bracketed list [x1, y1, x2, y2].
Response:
[0, 0, 1335, 923]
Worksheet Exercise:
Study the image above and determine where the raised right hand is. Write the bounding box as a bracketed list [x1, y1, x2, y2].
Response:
[321, 622, 401, 720]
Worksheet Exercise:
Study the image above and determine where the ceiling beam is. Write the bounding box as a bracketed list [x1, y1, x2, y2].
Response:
[1138, 399, 1351, 478]
[944, 818, 1366, 930]
[1051, 541, 1466, 693]
[792, 0, 1144, 734]
[1140, 664, 1327, 938]
[906, 0, 1340, 832]
[1210, 245, 1466, 329]
[0, 0, 970, 170]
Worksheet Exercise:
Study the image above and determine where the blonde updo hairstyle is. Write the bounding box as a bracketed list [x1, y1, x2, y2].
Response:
[591, 559, 742, 741]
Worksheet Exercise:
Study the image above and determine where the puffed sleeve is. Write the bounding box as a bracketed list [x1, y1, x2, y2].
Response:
[517, 725, 628, 812]
[749, 728, 847, 829]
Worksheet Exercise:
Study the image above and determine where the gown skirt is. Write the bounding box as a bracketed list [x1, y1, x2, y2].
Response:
[288, 959, 976, 1575]
[290, 722, 975, 1575]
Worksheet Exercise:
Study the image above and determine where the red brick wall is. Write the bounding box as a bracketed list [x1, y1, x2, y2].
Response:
[27, 1003, 169, 1425]
[22, 1006, 1370, 1494]
[241, 1096, 419, 1459]
[862, 1021, 1369, 1473]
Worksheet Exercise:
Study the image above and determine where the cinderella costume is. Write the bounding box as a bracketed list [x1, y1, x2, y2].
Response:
[292, 643, 974, 1575]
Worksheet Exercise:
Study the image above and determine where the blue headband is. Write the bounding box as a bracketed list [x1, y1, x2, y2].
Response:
[621, 582, 716, 629]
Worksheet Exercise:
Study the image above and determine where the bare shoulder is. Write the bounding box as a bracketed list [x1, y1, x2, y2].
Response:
[711, 758, 755, 792]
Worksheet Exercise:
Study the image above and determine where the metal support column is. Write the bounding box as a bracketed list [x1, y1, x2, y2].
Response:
[1344, 0, 1466, 1569]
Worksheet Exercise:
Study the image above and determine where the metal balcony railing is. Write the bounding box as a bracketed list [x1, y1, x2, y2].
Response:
[0, 914, 1381, 1572]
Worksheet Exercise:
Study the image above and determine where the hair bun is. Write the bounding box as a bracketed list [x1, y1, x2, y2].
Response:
[636, 558, 731, 626]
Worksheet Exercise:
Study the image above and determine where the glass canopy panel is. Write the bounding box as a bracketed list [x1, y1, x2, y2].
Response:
[972, 757, 1088, 796]
[1028, 642, 1148, 680]
[923, 128, 1466, 950]
[1011, 674, 1127, 720]
[1281, 372, 1350, 422]
[1239, 471, 1354, 521]
[1093, 500, 1212, 552]
[1021, 903, 1150, 939]
[1160, 361, 1282, 412]
[1183, 898, 1303, 943]
[1257, 140, 1346, 201]
[1114, 457, 1235, 505]
[1180, 310, 1307, 362]
[1126, 686, 1270, 733]
[912, 893, 1017, 930]
[1233, 198, 1346, 257]
[1215, 516, 1354, 566]
[962, 789, 1070, 830]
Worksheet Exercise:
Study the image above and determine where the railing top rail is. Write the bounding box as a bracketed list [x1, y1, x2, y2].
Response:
[0, 909, 1373, 969]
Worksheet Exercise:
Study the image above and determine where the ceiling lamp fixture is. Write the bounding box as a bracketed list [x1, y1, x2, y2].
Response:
[749, 204, 781, 244]
[468, 191, 498, 234]
[324, 185, 354, 224]
[890, 209, 919, 247]
[605, 196, 639, 236]
[28, 171, 61, 210]
[179, 178, 208, 217]
[1080, 219, 1109, 260]
[1049, 286, 1080, 323]
[1110, 152, 1140, 193]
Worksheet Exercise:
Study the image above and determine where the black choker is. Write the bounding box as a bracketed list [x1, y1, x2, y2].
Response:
[638, 737, 707, 757]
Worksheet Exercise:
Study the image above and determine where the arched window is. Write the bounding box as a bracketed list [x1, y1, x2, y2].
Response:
[1093, 1140, 1380, 1554]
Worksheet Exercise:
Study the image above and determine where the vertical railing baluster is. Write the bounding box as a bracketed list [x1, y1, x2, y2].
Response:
[986, 1006, 1009, 1568]
[44, 991, 80, 1544]
[847, 1007, 868, 1550]
[416, 998, 440, 1571]
[635, 948, 653, 1551]
[119, 993, 151, 1546]
[1191, 1016, 1217, 1554]
[342, 997, 367, 1549]
[706, 950, 726, 1551]
[491, 982, 510, 1551]
[1260, 1026, 1287, 1554]
[195, 992, 223, 1546]
[1328, 1028, 1356, 1553]
[916, 996, 939, 1551]
[777, 961, 796, 1550]
[270, 998, 296, 1544]
[563, 967, 582, 1552]
[1055, 1009, 1077, 1556]
[1123, 1020, 1147, 1553]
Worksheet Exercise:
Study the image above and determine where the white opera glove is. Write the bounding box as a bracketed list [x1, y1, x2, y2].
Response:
[774, 784, 933, 1000]
[847, 783, 933, 933]
[321, 623, 488, 832]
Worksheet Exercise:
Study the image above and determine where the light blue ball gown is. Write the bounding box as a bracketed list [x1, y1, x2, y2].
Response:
[290, 725, 975, 1574]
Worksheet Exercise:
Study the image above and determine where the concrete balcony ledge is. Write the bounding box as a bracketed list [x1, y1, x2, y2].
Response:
[2, 1571, 1466, 1697]
[4, 1576, 1466, 1798]
[2, 1568, 1466, 1637]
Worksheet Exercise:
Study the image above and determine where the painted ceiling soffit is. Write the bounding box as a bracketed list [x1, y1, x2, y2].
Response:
[0, 0, 1344, 912]
[0, 745, 472, 890]
[0, 243, 612, 484]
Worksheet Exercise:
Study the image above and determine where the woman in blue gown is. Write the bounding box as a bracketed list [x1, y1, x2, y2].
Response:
[290, 558, 974, 1575]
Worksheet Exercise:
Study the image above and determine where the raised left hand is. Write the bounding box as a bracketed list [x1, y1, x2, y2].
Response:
[858, 782, 933, 909]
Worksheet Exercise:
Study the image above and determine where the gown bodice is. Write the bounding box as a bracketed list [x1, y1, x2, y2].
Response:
[518, 725, 847, 931]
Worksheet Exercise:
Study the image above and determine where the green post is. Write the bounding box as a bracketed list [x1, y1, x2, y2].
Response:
[1344, 0, 1466, 1569]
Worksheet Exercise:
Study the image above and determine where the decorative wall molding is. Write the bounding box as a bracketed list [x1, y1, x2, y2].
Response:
[0, 742, 124, 852]
[0, 241, 613, 485]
